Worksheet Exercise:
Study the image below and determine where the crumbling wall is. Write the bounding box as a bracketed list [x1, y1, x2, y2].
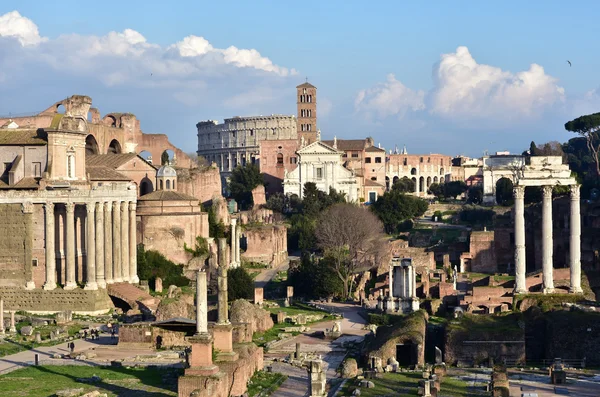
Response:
[178, 165, 222, 206]
[0, 204, 31, 287]
[470, 231, 497, 273]
[242, 224, 287, 267]
[230, 299, 273, 334]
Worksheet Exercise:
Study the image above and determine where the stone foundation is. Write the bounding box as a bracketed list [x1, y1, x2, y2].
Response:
[0, 287, 113, 315]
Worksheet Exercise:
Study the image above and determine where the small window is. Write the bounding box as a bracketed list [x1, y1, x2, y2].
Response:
[366, 157, 372, 163]
[160, 180, 164, 190]
[290, 157, 297, 164]
[342, 153, 347, 158]
[370, 177, 377, 181]
[166, 180, 171, 189]
[277, 153, 284, 165]
[369, 192, 377, 203]
[316, 168, 323, 179]
[32, 258, 38, 267]
[375, 157, 382, 163]
[420, 157, 423, 163]
[403, 158, 407, 166]
[33, 162, 41, 177]
[351, 153, 359, 158]
[250, 130, 254, 136]
[440, 159, 444, 166]
[303, 88, 307, 94]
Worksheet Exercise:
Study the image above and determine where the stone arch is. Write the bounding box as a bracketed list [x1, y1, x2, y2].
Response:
[385, 176, 390, 190]
[277, 153, 284, 165]
[108, 139, 122, 154]
[140, 176, 154, 196]
[411, 168, 417, 175]
[440, 167, 444, 175]
[56, 104, 66, 114]
[495, 177, 514, 206]
[426, 176, 431, 187]
[85, 135, 99, 156]
[434, 176, 438, 184]
[103, 115, 118, 127]
[166, 180, 171, 190]
[139, 150, 153, 164]
[419, 176, 425, 192]
[411, 177, 417, 189]
[159, 179, 164, 190]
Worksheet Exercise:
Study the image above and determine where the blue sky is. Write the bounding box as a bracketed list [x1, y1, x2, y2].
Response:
[1, 1, 599, 157]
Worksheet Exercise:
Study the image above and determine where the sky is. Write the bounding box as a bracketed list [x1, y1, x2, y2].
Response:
[1, 1, 600, 158]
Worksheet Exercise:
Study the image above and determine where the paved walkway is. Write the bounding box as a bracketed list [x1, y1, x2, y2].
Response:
[254, 257, 295, 288]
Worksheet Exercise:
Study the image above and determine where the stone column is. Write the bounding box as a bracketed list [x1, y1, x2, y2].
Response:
[236, 224, 242, 265]
[23, 202, 35, 290]
[95, 202, 106, 288]
[514, 186, 527, 294]
[217, 238, 230, 324]
[112, 201, 122, 282]
[230, 218, 237, 268]
[104, 202, 114, 284]
[9, 311, 15, 333]
[129, 202, 139, 284]
[570, 185, 583, 293]
[84, 203, 97, 290]
[196, 270, 208, 334]
[64, 203, 77, 290]
[388, 264, 394, 298]
[0, 299, 4, 335]
[542, 186, 554, 294]
[43, 203, 57, 290]
[120, 201, 130, 282]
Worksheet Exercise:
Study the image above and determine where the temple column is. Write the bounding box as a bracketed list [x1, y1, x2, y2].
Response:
[388, 264, 394, 297]
[9, 311, 15, 333]
[542, 186, 554, 293]
[64, 203, 77, 290]
[196, 270, 208, 334]
[23, 203, 34, 289]
[84, 203, 97, 290]
[120, 201, 130, 282]
[0, 299, 4, 335]
[43, 203, 57, 290]
[236, 224, 242, 265]
[230, 218, 237, 268]
[95, 202, 106, 288]
[104, 202, 114, 284]
[217, 238, 230, 324]
[570, 185, 583, 293]
[514, 186, 527, 293]
[113, 201, 122, 282]
[129, 202, 139, 284]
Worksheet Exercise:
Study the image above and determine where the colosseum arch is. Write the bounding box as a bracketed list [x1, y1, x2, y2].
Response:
[108, 139, 122, 154]
[85, 135, 99, 156]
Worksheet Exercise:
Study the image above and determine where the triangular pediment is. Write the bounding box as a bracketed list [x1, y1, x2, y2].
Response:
[297, 140, 340, 155]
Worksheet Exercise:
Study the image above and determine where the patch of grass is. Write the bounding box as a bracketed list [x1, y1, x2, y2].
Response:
[247, 370, 287, 396]
[0, 323, 85, 358]
[0, 365, 182, 397]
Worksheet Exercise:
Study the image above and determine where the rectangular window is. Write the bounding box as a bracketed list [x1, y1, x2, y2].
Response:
[351, 153, 359, 158]
[32, 258, 38, 267]
[316, 168, 323, 179]
[375, 157, 382, 163]
[403, 158, 407, 166]
[369, 192, 377, 203]
[290, 157, 297, 164]
[365, 157, 372, 163]
[428, 157, 431, 163]
[420, 157, 423, 163]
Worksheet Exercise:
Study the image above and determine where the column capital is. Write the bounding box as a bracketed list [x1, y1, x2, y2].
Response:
[129, 202, 137, 211]
[542, 185, 553, 198]
[66, 202, 75, 213]
[44, 202, 55, 211]
[104, 201, 112, 212]
[570, 184, 581, 200]
[113, 201, 121, 210]
[230, 217, 237, 226]
[95, 202, 104, 212]
[513, 185, 525, 199]
[120, 201, 128, 212]
[86, 202, 96, 214]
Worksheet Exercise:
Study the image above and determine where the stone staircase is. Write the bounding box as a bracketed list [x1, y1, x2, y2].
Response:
[107, 283, 159, 314]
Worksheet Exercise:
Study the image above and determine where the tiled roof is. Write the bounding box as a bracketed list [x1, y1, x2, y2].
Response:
[139, 190, 199, 201]
[322, 139, 367, 151]
[364, 179, 385, 187]
[0, 129, 47, 145]
[365, 146, 385, 153]
[86, 153, 143, 169]
[87, 167, 130, 181]
[296, 82, 316, 89]
[0, 177, 40, 189]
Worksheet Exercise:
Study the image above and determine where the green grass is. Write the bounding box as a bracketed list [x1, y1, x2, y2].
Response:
[0, 324, 84, 358]
[0, 365, 182, 397]
[340, 372, 477, 397]
[247, 370, 287, 396]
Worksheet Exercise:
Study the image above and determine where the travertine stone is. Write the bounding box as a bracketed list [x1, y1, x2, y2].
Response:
[196, 270, 207, 334]
[513, 186, 526, 294]
[542, 186, 554, 294]
[120, 201, 130, 282]
[217, 238, 229, 324]
[104, 202, 113, 284]
[129, 202, 139, 283]
[9, 311, 16, 333]
[112, 201, 122, 282]
[64, 203, 77, 290]
[43, 203, 56, 290]
[95, 202, 106, 288]
[236, 224, 242, 265]
[570, 185, 583, 293]
[84, 203, 97, 290]
[0, 299, 4, 335]
[230, 218, 237, 268]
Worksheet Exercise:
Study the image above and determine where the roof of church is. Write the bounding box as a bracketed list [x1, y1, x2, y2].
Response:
[86, 167, 130, 181]
[0, 177, 40, 189]
[157, 164, 177, 177]
[322, 139, 368, 151]
[297, 82, 316, 89]
[86, 153, 152, 169]
[0, 129, 47, 145]
[138, 190, 199, 202]
[364, 179, 385, 187]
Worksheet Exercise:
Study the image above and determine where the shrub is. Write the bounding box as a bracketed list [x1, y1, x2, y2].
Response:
[228, 267, 254, 301]
[137, 245, 189, 289]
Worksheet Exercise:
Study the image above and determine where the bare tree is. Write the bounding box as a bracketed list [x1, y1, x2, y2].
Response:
[315, 203, 387, 300]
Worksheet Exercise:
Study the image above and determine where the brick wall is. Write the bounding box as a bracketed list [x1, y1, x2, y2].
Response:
[470, 231, 497, 273]
[0, 204, 29, 287]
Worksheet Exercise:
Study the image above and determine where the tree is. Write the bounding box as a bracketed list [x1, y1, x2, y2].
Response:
[161, 151, 170, 165]
[392, 177, 415, 193]
[265, 192, 286, 213]
[228, 164, 264, 210]
[315, 203, 387, 300]
[529, 141, 538, 156]
[495, 177, 514, 206]
[444, 181, 468, 199]
[227, 267, 254, 301]
[467, 185, 483, 204]
[427, 183, 444, 199]
[288, 254, 344, 299]
[371, 190, 428, 234]
[565, 113, 600, 178]
[208, 206, 227, 238]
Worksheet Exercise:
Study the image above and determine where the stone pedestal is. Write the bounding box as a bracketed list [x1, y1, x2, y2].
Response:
[185, 333, 219, 376]
[212, 323, 238, 362]
[308, 359, 326, 397]
[254, 287, 264, 305]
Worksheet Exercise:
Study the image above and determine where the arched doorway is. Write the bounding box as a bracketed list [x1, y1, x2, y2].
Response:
[419, 176, 425, 192]
[85, 135, 99, 156]
[411, 168, 417, 175]
[426, 176, 431, 188]
[140, 177, 154, 196]
[495, 177, 514, 206]
[108, 139, 122, 154]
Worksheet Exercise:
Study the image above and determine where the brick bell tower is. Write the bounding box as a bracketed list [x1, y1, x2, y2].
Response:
[297, 81, 317, 145]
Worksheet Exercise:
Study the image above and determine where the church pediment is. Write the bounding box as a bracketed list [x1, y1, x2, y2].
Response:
[297, 141, 340, 155]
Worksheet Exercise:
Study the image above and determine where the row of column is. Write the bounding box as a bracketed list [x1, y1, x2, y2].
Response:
[42, 201, 138, 291]
[513, 184, 582, 294]
[389, 263, 417, 299]
[230, 218, 241, 268]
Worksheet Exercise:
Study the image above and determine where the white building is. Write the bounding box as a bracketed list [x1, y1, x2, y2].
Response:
[283, 140, 358, 201]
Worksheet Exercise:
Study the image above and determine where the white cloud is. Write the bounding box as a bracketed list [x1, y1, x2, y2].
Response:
[430, 46, 564, 119]
[0, 10, 46, 46]
[354, 74, 425, 119]
[355, 46, 565, 123]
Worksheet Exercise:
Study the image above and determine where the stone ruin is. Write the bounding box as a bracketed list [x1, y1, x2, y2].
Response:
[550, 358, 567, 385]
[308, 358, 327, 397]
